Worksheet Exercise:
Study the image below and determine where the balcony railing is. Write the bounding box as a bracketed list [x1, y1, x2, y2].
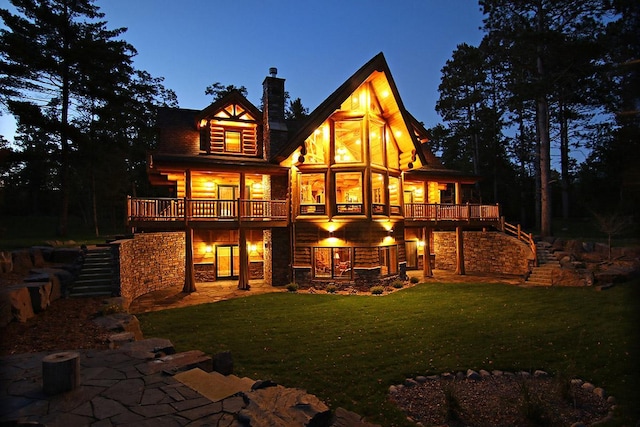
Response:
[127, 197, 288, 223]
[404, 203, 500, 221]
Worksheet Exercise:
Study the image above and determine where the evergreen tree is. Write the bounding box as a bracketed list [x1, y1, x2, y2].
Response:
[0, 0, 136, 235]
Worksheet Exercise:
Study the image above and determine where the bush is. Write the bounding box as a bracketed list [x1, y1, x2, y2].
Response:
[370, 286, 384, 295]
[391, 279, 404, 289]
[286, 283, 299, 292]
[326, 284, 337, 293]
[410, 276, 420, 284]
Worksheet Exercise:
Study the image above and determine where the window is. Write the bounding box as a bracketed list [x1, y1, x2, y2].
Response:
[300, 173, 326, 214]
[389, 176, 401, 214]
[372, 172, 386, 215]
[386, 132, 400, 169]
[335, 172, 363, 214]
[335, 120, 362, 163]
[314, 247, 352, 279]
[225, 130, 242, 153]
[380, 246, 398, 276]
[370, 122, 385, 166]
[304, 126, 327, 164]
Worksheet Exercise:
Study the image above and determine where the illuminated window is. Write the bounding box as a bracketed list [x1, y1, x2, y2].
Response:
[379, 246, 398, 276]
[335, 120, 362, 163]
[304, 126, 327, 164]
[372, 172, 386, 215]
[389, 176, 401, 215]
[225, 130, 241, 153]
[314, 247, 352, 279]
[386, 131, 400, 169]
[300, 173, 326, 214]
[335, 172, 363, 214]
[370, 122, 384, 166]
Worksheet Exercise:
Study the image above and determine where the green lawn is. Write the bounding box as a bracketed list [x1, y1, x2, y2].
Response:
[138, 281, 640, 426]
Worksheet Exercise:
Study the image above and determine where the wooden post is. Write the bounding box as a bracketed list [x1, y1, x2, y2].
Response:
[455, 226, 465, 275]
[422, 226, 432, 278]
[184, 227, 196, 293]
[42, 351, 80, 395]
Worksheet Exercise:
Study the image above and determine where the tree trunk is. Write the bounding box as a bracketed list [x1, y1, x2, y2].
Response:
[536, 2, 552, 237]
[559, 101, 570, 219]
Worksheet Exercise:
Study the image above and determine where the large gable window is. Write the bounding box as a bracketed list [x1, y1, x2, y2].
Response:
[335, 120, 362, 163]
[370, 121, 385, 167]
[304, 126, 327, 164]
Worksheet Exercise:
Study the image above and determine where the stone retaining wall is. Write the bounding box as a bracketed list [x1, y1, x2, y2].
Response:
[115, 232, 185, 305]
[433, 231, 533, 275]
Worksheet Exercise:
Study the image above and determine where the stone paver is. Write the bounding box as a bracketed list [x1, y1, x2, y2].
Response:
[1, 340, 379, 426]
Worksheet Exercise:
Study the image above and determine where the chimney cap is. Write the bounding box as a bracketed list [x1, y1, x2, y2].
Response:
[269, 67, 278, 77]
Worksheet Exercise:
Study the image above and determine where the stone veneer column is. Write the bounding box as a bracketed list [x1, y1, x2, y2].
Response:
[263, 229, 272, 286]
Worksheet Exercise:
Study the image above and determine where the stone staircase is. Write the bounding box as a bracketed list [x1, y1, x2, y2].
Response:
[525, 241, 560, 286]
[69, 246, 117, 297]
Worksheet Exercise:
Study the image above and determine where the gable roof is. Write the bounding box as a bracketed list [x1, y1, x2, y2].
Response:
[195, 89, 262, 124]
[273, 52, 428, 167]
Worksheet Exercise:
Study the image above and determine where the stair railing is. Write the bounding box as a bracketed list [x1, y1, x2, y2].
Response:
[499, 218, 538, 266]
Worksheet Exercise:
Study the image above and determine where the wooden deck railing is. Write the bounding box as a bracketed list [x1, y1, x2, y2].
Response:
[404, 203, 500, 221]
[500, 219, 537, 266]
[127, 197, 288, 222]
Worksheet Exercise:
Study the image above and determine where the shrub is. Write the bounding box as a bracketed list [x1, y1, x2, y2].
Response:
[410, 276, 420, 284]
[286, 283, 298, 292]
[391, 279, 404, 289]
[326, 284, 337, 293]
[370, 286, 384, 295]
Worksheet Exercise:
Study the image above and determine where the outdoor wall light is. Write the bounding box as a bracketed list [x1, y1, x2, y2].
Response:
[204, 245, 213, 253]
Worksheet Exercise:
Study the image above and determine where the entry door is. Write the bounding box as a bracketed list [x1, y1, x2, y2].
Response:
[216, 245, 239, 278]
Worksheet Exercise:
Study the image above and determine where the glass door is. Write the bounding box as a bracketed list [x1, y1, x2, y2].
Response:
[216, 245, 239, 278]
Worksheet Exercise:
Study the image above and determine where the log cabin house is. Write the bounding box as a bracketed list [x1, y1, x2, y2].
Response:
[127, 53, 529, 294]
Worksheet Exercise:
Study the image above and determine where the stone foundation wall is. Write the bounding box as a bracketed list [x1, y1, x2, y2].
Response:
[116, 232, 185, 305]
[433, 231, 532, 275]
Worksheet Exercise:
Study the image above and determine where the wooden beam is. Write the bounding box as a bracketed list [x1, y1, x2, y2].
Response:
[422, 226, 432, 278]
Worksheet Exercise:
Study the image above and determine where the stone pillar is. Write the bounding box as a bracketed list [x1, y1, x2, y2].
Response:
[455, 226, 465, 275]
[263, 229, 272, 286]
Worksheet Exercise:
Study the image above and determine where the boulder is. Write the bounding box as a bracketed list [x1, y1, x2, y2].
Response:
[239, 385, 331, 427]
[0, 286, 35, 323]
[92, 313, 144, 340]
[50, 247, 82, 264]
[565, 240, 584, 254]
[552, 268, 593, 287]
[0, 251, 12, 273]
[25, 281, 52, 312]
[29, 247, 45, 268]
[11, 250, 33, 274]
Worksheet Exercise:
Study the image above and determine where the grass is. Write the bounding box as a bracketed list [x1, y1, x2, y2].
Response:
[138, 280, 640, 426]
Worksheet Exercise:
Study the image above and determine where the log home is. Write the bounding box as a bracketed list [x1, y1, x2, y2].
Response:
[127, 53, 522, 293]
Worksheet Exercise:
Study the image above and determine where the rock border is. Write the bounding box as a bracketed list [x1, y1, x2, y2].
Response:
[389, 369, 617, 426]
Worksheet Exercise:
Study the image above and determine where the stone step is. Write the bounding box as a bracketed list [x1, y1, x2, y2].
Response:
[138, 350, 213, 376]
[174, 368, 255, 402]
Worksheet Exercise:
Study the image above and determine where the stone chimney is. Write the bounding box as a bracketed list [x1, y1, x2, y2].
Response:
[262, 67, 287, 159]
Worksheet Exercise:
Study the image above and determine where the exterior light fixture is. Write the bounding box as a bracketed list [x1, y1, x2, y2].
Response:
[205, 245, 213, 253]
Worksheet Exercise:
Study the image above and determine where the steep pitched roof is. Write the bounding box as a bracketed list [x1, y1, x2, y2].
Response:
[195, 89, 262, 124]
[273, 52, 428, 167]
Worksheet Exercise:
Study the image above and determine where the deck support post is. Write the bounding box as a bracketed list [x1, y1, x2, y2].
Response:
[422, 226, 432, 278]
[183, 169, 196, 293]
[455, 226, 465, 275]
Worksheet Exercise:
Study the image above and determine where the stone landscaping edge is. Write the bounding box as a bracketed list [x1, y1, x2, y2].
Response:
[389, 368, 617, 426]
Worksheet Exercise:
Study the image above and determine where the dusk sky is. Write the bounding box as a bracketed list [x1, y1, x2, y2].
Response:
[0, 0, 486, 141]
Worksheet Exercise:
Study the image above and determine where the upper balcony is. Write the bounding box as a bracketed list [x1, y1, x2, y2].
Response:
[127, 197, 289, 229]
[404, 203, 501, 224]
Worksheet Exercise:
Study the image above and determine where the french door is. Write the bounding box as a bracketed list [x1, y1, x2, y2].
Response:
[216, 245, 239, 279]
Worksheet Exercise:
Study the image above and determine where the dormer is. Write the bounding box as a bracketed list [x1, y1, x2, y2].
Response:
[195, 90, 263, 158]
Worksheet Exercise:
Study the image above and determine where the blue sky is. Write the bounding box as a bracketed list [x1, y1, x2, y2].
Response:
[0, 0, 485, 141]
